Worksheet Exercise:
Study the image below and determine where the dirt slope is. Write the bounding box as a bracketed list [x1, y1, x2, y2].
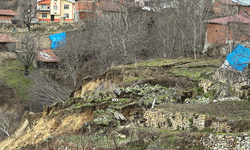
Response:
[0, 104, 94, 150]
[0, 58, 222, 149]
[74, 58, 217, 97]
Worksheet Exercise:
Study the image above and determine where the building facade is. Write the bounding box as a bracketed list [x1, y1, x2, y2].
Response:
[214, 0, 250, 16]
[37, 0, 75, 22]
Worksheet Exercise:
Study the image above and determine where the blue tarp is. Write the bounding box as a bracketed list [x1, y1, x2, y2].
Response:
[49, 32, 66, 49]
[227, 44, 250, 71]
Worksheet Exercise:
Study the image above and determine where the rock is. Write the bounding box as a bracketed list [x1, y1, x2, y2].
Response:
[93, 117, 110, 125]
[115, 88, 122, 96]
[241, 145, 246, 150]
[235, 145, 241, 150]
[209, 134, 214, 140]
[199, 79, 213, 93]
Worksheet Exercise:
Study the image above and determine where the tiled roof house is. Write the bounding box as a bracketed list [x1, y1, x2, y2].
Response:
[74, 0, 138, 20]
[0, 33, 19, 52]
[36, 49, 60, 69]
[0, 9, 18, 22]
[37, 0, 75, 22]
[203, 0, 250, 52]
[214, 0, 250, 16]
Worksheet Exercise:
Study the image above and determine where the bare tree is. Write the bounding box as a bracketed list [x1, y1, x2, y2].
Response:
[147, 0, 213, 59]
[184, 0, 213, 59]
[12, 34, 41, 76]
[30, 72, 71, 105]
[17, 0, 37, 32]
[92, 0, 147, 68]
[0, 111, 9, 137]
[56, 30, 88, 92]
[0, 0, 18, 10]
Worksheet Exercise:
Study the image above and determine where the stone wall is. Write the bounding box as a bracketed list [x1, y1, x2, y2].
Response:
[142, 109, 250, 134]
[201, 134, 250, 149]
[142, 109, 206, 131]
[141, 108, 237, 133]
[138, 108, 250, 149]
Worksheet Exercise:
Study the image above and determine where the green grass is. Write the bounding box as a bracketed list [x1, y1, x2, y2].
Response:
[117, 58, 221, 78]
[0, 60, 37, 99]
[118, 98, 130, 102]
[70, 102, 92, 109]
[171, 68, 214, 79]
[124, 76, 147, 82]
[67, 100, 74, 104]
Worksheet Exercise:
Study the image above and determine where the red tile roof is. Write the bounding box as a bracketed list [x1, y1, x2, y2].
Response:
[38, 0, 51, 4]
[37, 49, 60, 62]
[205, 14, 250, 24]
[0, 33, 18, 42]
[0, 9, 17, 16]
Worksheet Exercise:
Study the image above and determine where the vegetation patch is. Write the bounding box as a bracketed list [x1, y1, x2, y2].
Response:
[167, 118, 173, 127]
[67, 100, 74, 104]
[0, 60, 37, 99]
[124, 76, 147, 82]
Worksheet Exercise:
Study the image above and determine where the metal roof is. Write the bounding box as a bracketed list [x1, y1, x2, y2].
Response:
[205, 14, 250, 24]
[232, 0, 250, 6]
[0, 10, 17, 16]
[0, 34, 19, 42]
[37, 49, 60, 62]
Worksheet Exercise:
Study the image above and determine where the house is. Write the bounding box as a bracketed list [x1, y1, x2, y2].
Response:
[36, 49, 60, 69]
[74, 0, 141, 20]
[203, 14, 250, 52]
[37, 0, 75, 22]
[0, 9, 17, 22]
[214, 0, 250, 16]
[0, 33, 18, 52]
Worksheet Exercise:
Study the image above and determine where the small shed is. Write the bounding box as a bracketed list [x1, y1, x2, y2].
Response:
[36, 49, 60, 69]
[0, 33, 18, 52]
[0, 9, 17, 22]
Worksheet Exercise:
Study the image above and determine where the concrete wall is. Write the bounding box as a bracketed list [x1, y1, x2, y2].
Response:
[0, 42, 16, 52]
[60, 0, 74, 21]
[51, 0, 61, 16]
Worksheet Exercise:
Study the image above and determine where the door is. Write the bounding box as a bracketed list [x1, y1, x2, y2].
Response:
[51, 15, 54, 21]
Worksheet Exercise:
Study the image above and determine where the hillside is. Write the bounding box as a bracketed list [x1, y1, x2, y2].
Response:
[1, 58, 250, 149]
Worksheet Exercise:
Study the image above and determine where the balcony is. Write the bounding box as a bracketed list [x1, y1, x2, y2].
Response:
[37, 9, 50, 12]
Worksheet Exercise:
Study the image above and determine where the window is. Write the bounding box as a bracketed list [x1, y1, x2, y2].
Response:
[64, 13, 69, 18]
[41, 4, 46, 9]
[54, 0, 57, 1]
[42, 13, 47, 18]
[54, 5, 57, 10]
[64, 4, 69, 9]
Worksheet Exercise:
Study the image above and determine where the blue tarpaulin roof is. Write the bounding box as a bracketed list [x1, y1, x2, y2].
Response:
[49, 32, 66, 49]
[227, 44, 250, 71]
